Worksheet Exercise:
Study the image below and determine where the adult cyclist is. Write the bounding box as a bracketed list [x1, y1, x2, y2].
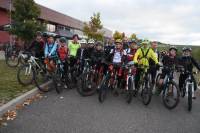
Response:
[133, 39, 159, 90]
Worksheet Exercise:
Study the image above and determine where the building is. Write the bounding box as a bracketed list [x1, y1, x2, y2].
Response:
[0, 0, 112, 46]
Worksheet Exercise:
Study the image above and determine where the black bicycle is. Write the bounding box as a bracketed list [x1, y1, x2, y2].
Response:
[180, 68, 198, 111]
[136, 65, 153, 105]
[157, 66, 180, 109]
[77, 59, 97, 96]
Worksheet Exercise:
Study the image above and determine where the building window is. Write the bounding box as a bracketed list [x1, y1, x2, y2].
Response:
[46, 24, 55, 32]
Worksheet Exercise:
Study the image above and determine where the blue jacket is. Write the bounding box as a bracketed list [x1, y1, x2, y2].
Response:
[44, 43, 58, 58]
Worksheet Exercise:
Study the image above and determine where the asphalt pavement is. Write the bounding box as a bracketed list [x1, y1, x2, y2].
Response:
[0, 88, 200, 133]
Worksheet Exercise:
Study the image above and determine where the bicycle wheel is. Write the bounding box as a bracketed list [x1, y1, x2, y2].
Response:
[156, 73, 161, 87]
[126, 77, 133, 104]
[6, 53, 19, 67]
[162, 81, 180, 109]
[77, 71, 96, 96]
[141, 75, 152, 105]
[35, 69, 52, 92]
[188, 84, 192, 111]
[17, 64, 35, 86]
[53, 73, 64, 94]
[98, 76, 108, 103]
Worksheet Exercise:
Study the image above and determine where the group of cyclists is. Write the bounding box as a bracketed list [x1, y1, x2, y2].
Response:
[26, 31, 200, 110]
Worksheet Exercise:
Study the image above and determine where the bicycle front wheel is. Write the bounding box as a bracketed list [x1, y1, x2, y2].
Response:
[126, 77, 133, 104]
[77, 71, 96, 97]
[162, 81, 180, 109]
[17, 64, 35, 86]
[188, 84, 193, 111]
[141, 75, 152, 105]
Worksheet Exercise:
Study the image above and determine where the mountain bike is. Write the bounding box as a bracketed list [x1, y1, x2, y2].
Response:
[157, 66, 180, 109]
[180, 68, 198, 111]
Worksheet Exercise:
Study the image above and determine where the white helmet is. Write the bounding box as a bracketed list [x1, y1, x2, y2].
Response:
[88, 39, 95, 44]
[79, 39, 87, 44]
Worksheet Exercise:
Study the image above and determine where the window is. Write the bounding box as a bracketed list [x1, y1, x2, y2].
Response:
[46, 24, 55, 32]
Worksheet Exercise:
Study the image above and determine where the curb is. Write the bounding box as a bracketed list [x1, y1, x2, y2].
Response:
[0, 81, 51, 117]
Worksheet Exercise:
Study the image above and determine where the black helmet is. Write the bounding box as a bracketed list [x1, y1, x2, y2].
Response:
[169, 46, 177, 51]
[96, 41, 103, 47]
[182, 47, 192, 51]
[59, 37, 66, 43]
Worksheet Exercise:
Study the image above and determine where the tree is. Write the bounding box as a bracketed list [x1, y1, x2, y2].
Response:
[113, 31, 123, 40]
[83, 12, 104, 41]
[130, 33, 137, 40]
[10, 0, 45, 45]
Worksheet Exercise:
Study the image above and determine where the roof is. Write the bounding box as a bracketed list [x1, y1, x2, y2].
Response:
[0, 0, 112, 37]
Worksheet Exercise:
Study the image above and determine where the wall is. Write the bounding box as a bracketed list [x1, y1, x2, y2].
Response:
[0, 9, 10, 45]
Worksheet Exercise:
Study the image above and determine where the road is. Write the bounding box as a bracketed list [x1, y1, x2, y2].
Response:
[0, 88, 200, 133]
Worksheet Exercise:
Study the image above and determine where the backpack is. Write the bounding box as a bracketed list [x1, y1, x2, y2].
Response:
[140, 48, 150, 60]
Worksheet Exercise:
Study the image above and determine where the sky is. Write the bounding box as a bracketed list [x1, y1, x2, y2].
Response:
[35, 0, 200, 46]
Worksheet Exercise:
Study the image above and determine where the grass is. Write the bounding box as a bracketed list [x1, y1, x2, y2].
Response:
[0, 60, 34, 105]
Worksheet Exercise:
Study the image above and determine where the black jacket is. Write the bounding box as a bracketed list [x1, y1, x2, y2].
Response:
[91, 49, 104, 63]
[179, 56, 200, 72]
[76, 48, 89, 60]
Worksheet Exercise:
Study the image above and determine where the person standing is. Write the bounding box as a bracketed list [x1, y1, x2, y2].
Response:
[149, 41, 160, 85]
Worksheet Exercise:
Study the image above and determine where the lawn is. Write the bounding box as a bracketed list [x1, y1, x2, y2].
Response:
[0, 60, 34, 105]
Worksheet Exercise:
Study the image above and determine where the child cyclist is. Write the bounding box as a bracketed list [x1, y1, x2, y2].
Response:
[156, 46, 178, 94]
[44, 35, 58, 72]
[179, 47, 200, 99]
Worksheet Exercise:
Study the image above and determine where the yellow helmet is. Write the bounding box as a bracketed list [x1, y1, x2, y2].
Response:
[115, 39, 122, 44]
[141, 39, 150, 45]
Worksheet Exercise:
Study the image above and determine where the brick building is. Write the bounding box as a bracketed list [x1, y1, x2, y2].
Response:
[0, 0, 112, 45]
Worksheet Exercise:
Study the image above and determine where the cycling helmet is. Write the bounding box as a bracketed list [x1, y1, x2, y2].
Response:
[96, 41, 103, 47]
[129, 39, 137, 43]
[79, 39, 87, 44]
[59, 37, 66, 43]
[141, 39, 149, 45]
[169, 46, 178, 51]
[88, 39, 95, 44]
[115, 39, 122, 44]
[182, 47, 192, 51]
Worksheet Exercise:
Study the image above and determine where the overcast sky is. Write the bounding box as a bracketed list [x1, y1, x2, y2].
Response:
[35, 0, 200, 45]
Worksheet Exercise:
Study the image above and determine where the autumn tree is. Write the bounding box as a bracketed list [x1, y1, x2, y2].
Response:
[83, 12, 104, 41]
[10, 0, 45, 45]
[113, 31, 123, 40]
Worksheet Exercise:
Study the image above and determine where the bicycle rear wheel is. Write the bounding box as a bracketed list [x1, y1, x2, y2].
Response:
[162, 81, 180, 109]
[6, 53, 19, 67]
[17, 64, 35, 86]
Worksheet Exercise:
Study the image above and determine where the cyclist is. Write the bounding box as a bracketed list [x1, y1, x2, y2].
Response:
[44, 34, 58, 71]
[87, 39, 95, 59]
[156, 46, 178, 94]
[91, 41, 105, 70]
[76, 39, 89, 74]
[179, 47, 200, 98]
[57, 37, 69, 89]
[126, 39, 138, 62]
[149, 41, 160, 85]
[133, 39, 159, 90]
[68, 34, 80, 71]
[107, 39, 127, 95]
[28, 31, 45, 60]
[57, 37, 69, 73]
